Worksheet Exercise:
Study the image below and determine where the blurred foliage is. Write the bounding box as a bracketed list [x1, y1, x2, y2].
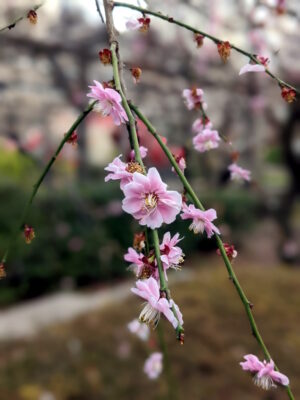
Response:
[0, 152, 260, 306]
[0, 263, 298, 399]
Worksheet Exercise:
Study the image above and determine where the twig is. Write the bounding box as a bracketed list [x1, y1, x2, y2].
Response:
[0, 4, 43, 33]
[130, 102, 295, 400]
[95, 0, 105, 24]
[113, 1, 299, 95]
[1, 101, 96, 265]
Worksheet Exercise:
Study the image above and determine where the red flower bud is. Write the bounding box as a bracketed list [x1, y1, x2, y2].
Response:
[99, 48, 112, 65]
[133, 232, 146, 252]
[27, 10, 38, 25]
[0, 263, 6, 279]
[281, 87, 296, 103]
[130, 67, 142, 84]
[194, 33, 204, 48]
[138, 17, 151, 33]
[216, 243, 237, 261]
[66, 131, 78, 147]
[24, 224, 35, 244]
[217, 41, 231, 62]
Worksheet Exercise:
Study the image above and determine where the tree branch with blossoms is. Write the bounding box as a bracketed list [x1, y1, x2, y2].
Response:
[114, 1, 299, 100]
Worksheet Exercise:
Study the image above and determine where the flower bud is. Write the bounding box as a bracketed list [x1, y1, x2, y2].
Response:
[130, 67, 142, 84]
[217, 41, 231, 62]
[138, 17, 151, 33]
[194, 33, 204, 48]
[27, 10, 38, 25]
[133, 232, 146, 252]
[66, 131, 78, 147]
[24, 224, 35, 244]
[99, 49, 112, 65]
[126, 161, 144, 174]
[217, 243, 237, 261]
[0, 263, 6, 279]
[281, 87, 296, 103]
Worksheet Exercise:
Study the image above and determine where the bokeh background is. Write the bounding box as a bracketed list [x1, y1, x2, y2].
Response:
[0, 0, 299, 399]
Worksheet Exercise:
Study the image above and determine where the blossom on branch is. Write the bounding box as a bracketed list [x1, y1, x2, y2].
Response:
[144, 352, 163, 379]
[181, 204, 220, 238]
[128, 318, 150, 341]
[281, 87, 296, 103]
[192, 118, 212, 134]
[104, 155, 135, 190]
[87, 80, 128, 126]
[122, 168, 182, 229]
[228, 163, 251, 182]
[193, 129, 220, 153]
[160, 232, 184, 273]
[240, 354, 289, 390]
[131, 277, 183, 329]
[124, 247, 145, 277]
[182, 88, 207, 110]
[129, 146, 148, 161]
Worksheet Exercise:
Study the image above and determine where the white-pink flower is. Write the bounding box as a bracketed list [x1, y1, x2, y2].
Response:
[193, 129, 221, 153]
[87, 80, 128, 126]
[240, 354, 289, 390]
[104, 155, 133, 190]
[131, 277, 183, 329]
[124, 247, 145, 277]
[127, 319, 150, 341]
[160, 232, 184, 272]
[192, 118, 213, 134]
[239, 63, 266, 75]
[228, 163, 251, 182]
[182, 88, 207, 110]
[144, 352, 163, 380]
[125, 17, 143, 31]
[122, 167, 182, 229]
[130, 146, 148, 160]
[181, 203, 220, 238]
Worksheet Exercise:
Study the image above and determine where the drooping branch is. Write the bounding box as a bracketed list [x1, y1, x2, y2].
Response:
[0, 4, 43, 33]
[130, 102, 295, 400]
[103, 0, 184, 339]
[113, 1, 299, 96]
[0, 101, 96, 267]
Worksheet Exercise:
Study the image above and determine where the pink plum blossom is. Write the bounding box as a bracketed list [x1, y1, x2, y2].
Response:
[182, 88, 207, 110]
[160, 232, 184, 274]
[192, 118, 213, 134]
[127, 319, 150, 341]
[240, 354, 289, 390]
[193, 129, 221, 153]
[130, 145, 148, 160]
[131, 277, 183, 329]
[181, 203, 220, 238]
[104, 155, 133, 190]
[87, 80, 128, 126]
[239, 63, 266, 75]
[228, 163, 251, 182]
[124, 247, 145, 277]
[122, 167, 182, 229]
[144, 352, 163, 379]
[125, 18, 143, 31]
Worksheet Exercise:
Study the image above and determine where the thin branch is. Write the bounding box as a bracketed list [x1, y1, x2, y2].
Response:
[95, 0, 105, 24]
[1, 101, 96, 266]
[130, 102, 295, 400]
[113, 1, 299, 95]
[0, 4, 43, 33]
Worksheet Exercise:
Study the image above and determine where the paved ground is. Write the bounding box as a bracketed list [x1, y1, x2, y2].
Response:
[0, 270, 193, 340]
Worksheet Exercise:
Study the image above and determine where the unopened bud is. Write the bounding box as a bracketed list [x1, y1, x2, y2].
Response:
[66, 131, 78, 147]
[130, 67, 142, 84]
[194, 33, 204, 48]
[178, 331, 185, 345]
[27, 9, 38, 25]
[217, 41, 231, 62]
[133, 232, 146, 252]
[138, 17, 151, 33]
[281, 87, 296, 103]
[0, 263, 6, 279]
[99, 48, 112, 65]
[216, 243, 237, 261]
[24, 224, 35, 244]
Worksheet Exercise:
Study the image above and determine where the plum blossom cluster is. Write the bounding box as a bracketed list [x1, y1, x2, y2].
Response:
[240, 354, 289, 390]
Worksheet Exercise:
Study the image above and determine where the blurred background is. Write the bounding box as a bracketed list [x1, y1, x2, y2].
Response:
[0, 0, 299, 399]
